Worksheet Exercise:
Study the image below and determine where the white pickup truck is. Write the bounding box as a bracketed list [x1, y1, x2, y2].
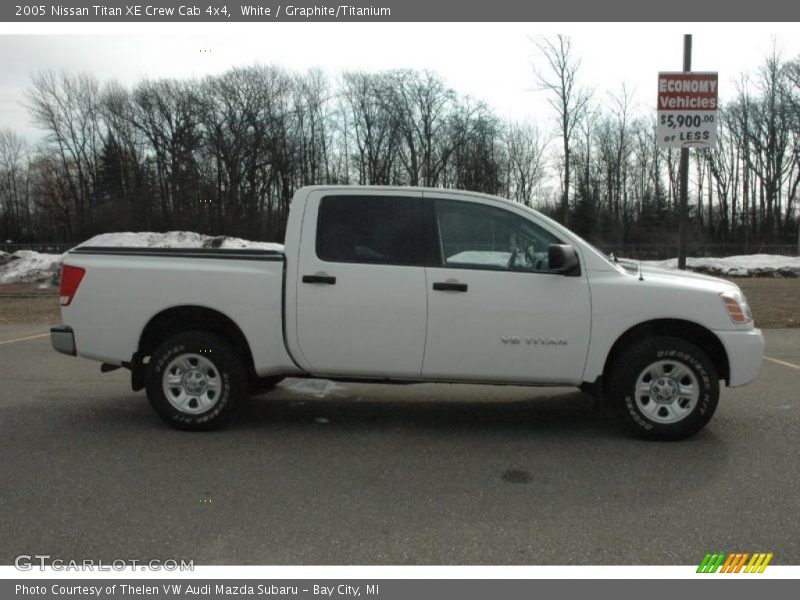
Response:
[51, 185, 764, 439]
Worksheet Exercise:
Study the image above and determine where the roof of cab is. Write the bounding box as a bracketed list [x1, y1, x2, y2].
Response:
[295, 184, 522, 209]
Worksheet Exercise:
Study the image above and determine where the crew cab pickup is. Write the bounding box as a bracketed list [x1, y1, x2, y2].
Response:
[51, 186, 764, 439]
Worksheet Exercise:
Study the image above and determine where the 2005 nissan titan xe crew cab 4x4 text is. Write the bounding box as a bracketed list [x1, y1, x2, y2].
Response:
[51, 186, 764, 440]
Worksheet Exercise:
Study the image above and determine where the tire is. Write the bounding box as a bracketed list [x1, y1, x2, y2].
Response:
[608, 336, 719, 441]
[145, 331, 245, 431]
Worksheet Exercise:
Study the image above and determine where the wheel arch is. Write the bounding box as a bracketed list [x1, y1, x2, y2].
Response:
[136, 305, 255, 381]
[602, 318, 730, 387]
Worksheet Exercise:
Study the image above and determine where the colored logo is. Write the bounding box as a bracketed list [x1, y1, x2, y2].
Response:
[697, 552, 773, 573]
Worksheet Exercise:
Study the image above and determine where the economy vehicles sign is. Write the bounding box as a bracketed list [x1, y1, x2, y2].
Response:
[657, 72, 719, 149]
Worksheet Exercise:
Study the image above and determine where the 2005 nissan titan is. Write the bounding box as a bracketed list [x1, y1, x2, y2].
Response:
[51, 186, 764, 439]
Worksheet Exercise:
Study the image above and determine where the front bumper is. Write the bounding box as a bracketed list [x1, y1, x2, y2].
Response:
[715, 328, 764, 387]
[50, 325, 76, 356]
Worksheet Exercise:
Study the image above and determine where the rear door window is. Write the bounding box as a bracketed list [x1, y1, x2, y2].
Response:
[316, 195, 424, 266]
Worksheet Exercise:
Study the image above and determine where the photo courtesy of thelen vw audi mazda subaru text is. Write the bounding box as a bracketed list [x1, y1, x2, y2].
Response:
[52, 186, 764, 440]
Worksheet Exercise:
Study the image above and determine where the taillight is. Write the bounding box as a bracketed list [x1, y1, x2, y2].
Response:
[59, 265, 86, 306]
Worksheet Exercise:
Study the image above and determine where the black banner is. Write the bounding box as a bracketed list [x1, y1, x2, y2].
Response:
[5, 579, 800, 600]
[3, 0, 799, 22]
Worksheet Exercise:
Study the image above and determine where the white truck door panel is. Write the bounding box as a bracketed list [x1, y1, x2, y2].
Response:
[422, 195, 591, 383]
[294, 190, 428, 378]
[423, 268, 591, 383]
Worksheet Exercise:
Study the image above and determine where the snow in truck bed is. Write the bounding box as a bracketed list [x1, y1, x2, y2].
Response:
[0, 231, 285, 285]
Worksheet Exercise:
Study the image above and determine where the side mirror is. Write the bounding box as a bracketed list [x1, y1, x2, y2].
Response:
[548, 244, 580, 274]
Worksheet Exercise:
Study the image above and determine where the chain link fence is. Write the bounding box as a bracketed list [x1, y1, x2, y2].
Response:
[0, 242, 75, 254]
[595, 243, 799, 260]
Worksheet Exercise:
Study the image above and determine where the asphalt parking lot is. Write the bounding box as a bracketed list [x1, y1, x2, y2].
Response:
[1, 325, 798, 565]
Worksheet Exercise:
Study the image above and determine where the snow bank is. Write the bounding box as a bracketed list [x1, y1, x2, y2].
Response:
[639, 254, 800, 278]
[0, 231, 284, 284]
[0, 250, 63, 284]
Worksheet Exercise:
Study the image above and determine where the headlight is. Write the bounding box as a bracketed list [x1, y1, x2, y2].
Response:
[720, 290, 753, 324]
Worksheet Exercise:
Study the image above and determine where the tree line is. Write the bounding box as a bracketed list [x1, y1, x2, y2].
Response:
[0, 38, 798, 255]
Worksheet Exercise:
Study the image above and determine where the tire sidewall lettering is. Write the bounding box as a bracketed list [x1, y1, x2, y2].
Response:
[629, 352, 708, 428]
[615, 337, 720, 439]
[146, 333, 241, 430]
[155, 344, 186, 374]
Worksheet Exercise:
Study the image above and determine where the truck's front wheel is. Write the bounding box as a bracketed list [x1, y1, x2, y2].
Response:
[145, 331, 245, 430]
[609, 336, 719, 441]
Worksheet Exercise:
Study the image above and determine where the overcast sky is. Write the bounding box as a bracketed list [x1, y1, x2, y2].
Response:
[1, 22, 799, 142]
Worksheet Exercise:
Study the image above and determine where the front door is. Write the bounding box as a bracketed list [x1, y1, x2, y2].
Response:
[422, 195, 591, 384]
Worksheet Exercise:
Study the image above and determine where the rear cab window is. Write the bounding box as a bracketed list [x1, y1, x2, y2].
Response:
[316, 195, 425, 266]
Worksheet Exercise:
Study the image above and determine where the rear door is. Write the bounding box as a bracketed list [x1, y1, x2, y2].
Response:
[422, 193, 591, 384]
[293, 189, 428, 378]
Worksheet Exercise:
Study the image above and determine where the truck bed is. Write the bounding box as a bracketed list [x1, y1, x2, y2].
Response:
[61, 246, 299, 377]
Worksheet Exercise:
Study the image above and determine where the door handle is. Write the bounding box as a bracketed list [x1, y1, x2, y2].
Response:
[433, 281, 468, 292]
[302, 274, 337, 285]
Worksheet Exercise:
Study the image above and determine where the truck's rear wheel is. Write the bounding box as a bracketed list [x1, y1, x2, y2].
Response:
[609, 336, 719, 441]
[145, 331, 245, 430]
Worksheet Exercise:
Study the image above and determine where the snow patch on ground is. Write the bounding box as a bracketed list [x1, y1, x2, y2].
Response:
[283, 379, 348, 399]
[638, 254, 800, 278]
[0, 250, 63, 284]
[0, 231, 284, 284]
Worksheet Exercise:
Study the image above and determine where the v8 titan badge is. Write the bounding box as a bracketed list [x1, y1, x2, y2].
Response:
[657, 72, 719, 149]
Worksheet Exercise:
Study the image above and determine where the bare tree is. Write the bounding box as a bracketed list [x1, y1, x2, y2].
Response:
[0, 130, 31, 240]
[706, 106, 741, 239]
[505, 121, 548, 206]
[6, 55, 798, 251]
[129, 78, 203, 228]
[746, 50, 795, 240]
[26, 71, 103, 237]
[294, 68, 333, 186]
[98, 81, 152, 228]
[786, 58, 800, 251]
[533, 35, 592, 225]
[340, 72, 399, 185]
[386, 70, 455, 186]
[445, 100, 503, 195]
